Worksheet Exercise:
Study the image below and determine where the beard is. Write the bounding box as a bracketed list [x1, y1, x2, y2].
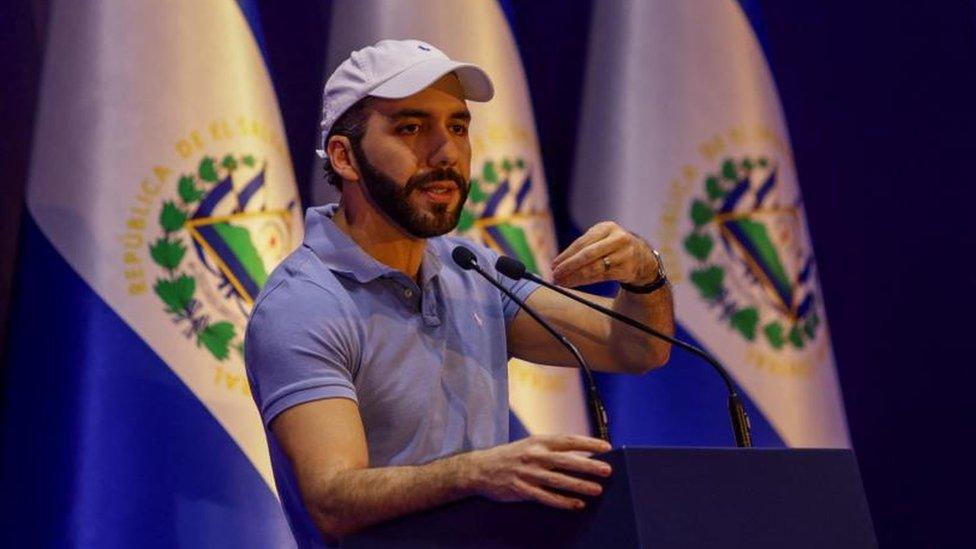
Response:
[352, 141, 470, 238]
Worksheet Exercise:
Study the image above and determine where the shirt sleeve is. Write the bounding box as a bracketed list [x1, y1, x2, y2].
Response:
[244, 276, 360, 427]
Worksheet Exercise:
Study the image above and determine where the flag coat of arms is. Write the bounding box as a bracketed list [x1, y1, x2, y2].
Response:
[322, 0, 590, 437]
[1, 1, 299, 545]
[571, 0, 849, 448]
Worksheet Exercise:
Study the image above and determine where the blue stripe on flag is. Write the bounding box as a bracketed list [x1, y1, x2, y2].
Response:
[235, 0, 272, 65]
[484, 225, 521, 261]
[238, 166, 267, 210]
[594, 323, 785, 447]
[723, 220, 794, 307]
[735, 0, 774, 60]
[497, 0, 518, 33]
[508, 411, 532, 441]
[195, 224, 262, 301]
[483, 178, 511, 217]
[514, 175, 533, 210]
[754, 167, 777, 206]
[193, 176, 234, 218]
[0, 214, 293, 548]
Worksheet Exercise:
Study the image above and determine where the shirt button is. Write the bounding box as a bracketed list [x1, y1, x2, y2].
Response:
[404, 288, 413, 298]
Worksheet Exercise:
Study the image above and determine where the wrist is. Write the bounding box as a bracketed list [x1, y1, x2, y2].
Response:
[620, 276, 668, 294]
[622, 248, 667, 293]
[446, 450, 483, 498]
[627, 270, 659, 286]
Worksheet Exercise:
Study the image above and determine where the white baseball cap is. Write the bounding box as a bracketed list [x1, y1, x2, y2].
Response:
[317, 39, 495, 159]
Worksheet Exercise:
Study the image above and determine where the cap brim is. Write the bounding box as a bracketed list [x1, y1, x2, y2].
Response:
[369, 58, 494, 102]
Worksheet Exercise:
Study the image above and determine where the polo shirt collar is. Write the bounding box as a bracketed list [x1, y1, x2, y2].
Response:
[420, 241, 443, 288]
[303, 204, 444, 285]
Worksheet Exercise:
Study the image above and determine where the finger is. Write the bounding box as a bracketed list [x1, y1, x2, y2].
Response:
[552, 222, 615, 265]
[542, 452, 613, 478]
[515, 479, 585, 511]
[555, 246, 632, 288]
[541, 434, 613, 454]
[552, 233, 627, 282]
[555, 252, 625, 288]
[552, 224, 609, 265]
[523, 468, 604, 497]
[552, 226, 621, 271]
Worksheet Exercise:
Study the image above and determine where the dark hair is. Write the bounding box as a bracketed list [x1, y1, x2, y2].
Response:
[322, 98, 372, 191]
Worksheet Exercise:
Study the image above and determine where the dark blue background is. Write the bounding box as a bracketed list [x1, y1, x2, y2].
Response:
[3, 1, 975, 546]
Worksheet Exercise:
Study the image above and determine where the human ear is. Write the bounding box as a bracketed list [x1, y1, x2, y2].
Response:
[326, 135, 360, 183]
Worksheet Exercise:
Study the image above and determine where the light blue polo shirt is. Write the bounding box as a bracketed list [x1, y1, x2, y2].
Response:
[244, 204, 538, 546]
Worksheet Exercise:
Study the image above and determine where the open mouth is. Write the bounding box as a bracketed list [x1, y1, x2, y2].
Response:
[417, 182, 459, 203]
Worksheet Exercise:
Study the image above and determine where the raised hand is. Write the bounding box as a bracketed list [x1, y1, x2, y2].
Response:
[551, 222, 659, 288]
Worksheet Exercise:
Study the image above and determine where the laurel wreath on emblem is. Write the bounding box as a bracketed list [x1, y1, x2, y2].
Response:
[684, 156, 821, 351]
[149, 154, 257, 361]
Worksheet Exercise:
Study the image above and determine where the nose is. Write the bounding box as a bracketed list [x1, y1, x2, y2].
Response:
[427, 124, 461, 169]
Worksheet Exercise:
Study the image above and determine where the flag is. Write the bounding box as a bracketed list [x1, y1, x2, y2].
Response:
[322, 0, 589, 437]
[1, 1, 301, 546]
[571, 0, 849, 448]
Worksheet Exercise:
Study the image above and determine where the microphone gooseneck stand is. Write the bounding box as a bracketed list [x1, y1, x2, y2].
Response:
[494, 255, 752, 448]
[451, 246, 611, 443]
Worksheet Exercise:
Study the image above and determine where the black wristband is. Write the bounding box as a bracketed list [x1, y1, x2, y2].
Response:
[620, 275, 669, 294]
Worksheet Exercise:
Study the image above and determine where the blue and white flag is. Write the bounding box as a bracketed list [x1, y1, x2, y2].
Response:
[320, 0, 589, 437]
[1, 1, 300, 545]
[571, 0, 849, 447]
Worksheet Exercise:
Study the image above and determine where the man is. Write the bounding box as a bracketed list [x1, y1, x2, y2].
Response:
[245, 39, 674, 546]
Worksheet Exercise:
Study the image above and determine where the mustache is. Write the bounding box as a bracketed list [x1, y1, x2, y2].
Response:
[404, 167, 468, 193]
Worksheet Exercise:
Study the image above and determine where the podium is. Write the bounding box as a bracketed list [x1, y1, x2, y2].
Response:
[343, 448, 876, 548]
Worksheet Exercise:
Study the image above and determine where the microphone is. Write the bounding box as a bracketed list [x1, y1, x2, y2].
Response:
[451, 246, 611, 443]
[495, 255, 752, 448]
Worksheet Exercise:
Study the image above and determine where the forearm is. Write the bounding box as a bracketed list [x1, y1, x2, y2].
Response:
[611, 284, 675, 372]
[306, 452, 475, 542]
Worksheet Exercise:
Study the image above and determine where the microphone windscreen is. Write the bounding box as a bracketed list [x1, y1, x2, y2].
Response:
[495, 255, 526, 280]
[451, 245, 478, 270]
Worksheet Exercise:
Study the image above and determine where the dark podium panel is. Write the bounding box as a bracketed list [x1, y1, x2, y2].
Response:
[344, 447, 876, 548]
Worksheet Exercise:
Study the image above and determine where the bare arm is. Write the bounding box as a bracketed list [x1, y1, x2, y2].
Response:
[507, 222, 674, 374]
[272, 398, 613, 543]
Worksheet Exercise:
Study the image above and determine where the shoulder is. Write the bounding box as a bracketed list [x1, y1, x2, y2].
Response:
[244, 246, 364, 382]
[254, 246, 343, 306]
[247, 246, 357, 339]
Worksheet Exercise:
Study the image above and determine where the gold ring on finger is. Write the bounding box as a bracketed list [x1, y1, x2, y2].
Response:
[602, 256, 611, 273]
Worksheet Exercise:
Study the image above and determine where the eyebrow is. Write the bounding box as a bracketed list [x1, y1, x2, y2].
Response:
[387, 108, 471, 122]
